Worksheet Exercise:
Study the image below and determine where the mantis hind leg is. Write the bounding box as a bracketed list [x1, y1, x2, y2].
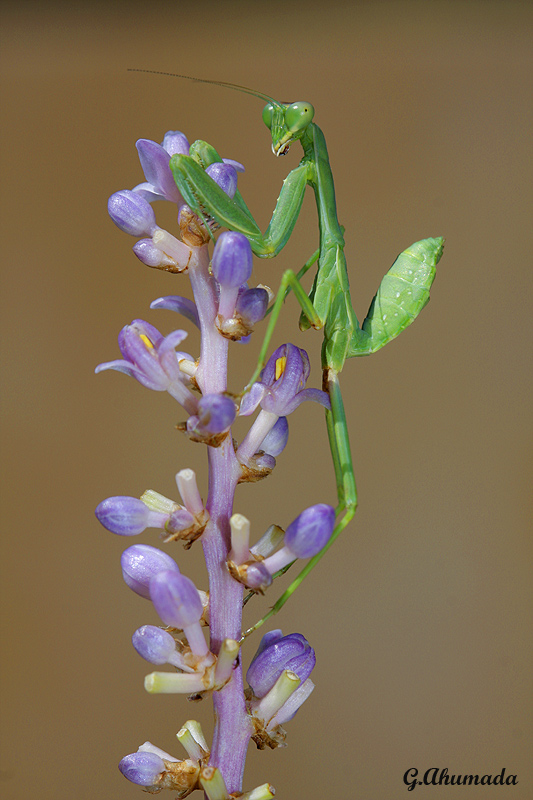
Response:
[240, 265, 358, 641]
[324, 368, 358, 512]
[244, 251, 323, 391]
[240, 501, 355, 641]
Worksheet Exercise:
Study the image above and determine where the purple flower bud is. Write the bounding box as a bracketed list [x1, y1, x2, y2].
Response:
[162, 130, 190, 156]
[284, 504, 335, 558]
[244, 561, 273, 592]
[132, 238, 179, 270]
[260, 416, 289, 457]
[247, 632, 316, 698]
[235, 287, 269, 326]
[206, 162, 238, 198]
[150, 570, 203, 629]
[95, 496, 168, 536]
[119, 751, 165, 787]
[197, 394, 236, 434]
[253, 452, 276, 471]
[132, 625, 178, 665]
[108, 190, 157, 236]
[121, 544, 180, 599]
[212, 232, 253, 289]
[166, 506, 195, 534]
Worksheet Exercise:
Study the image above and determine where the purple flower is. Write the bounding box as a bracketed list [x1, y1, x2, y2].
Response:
[247, 631, 316, 699]
[240, 344, 330, 417]
[150, 570, 203, 628]
[235, 287, 269, 327]
[119, 751, 165, 787]
[165, 506, 195, 534]
[205, 162, 238, 199]
[133, 136, 187, 205]
[161, 130, 190, 156]
[221, 157, 245, 173]
[95, 496, 168, 536]
[187, 393, 236, 442]
[241, 561, 273, 592]
[150, 295, 200, 329]
[260, 416, 289, 457]
[132, 239, 180, 271]
[237, 346, 329, 467]
[131, 132, 242, 209]
[120, 544, 180, 599]
[211, 232, 253, 324]
[95, 320, 198, 413]
[108, 190, 157, 237]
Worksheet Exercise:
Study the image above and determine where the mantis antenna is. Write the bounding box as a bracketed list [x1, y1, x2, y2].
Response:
[126, 68, 277, 106]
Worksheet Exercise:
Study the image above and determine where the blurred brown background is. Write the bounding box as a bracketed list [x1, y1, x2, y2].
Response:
[1, 1, 531, 798]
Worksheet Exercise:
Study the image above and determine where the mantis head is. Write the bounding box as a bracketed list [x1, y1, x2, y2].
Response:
[261, 101, 315, 156]
[126, 70, 315, 157]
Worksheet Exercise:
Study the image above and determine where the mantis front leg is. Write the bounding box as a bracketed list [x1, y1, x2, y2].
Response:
[170, 149, 310, 257]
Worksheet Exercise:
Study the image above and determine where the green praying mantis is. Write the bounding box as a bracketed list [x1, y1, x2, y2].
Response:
[130, 71, 444, 634]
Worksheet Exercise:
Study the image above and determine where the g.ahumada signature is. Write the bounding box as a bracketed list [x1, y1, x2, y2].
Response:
[403, 767, 518, 791]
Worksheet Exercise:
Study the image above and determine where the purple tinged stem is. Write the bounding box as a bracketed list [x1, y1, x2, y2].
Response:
[187, 248, 252, 791]
[204, 441, 252, 791]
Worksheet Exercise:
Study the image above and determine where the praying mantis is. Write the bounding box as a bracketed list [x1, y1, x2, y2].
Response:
[131, 71, 444, 633]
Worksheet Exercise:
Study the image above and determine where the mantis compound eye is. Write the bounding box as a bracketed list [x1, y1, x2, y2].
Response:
[262, 103, 274, 129]
[284, 101, 315, 133]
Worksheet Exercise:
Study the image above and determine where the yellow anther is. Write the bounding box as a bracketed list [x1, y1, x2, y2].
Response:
[275, 356, 286, 381]
[140, 334, 154, 349]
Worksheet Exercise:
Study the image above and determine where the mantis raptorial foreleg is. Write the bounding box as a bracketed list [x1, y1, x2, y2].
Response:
[171, 152, 310, 257]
